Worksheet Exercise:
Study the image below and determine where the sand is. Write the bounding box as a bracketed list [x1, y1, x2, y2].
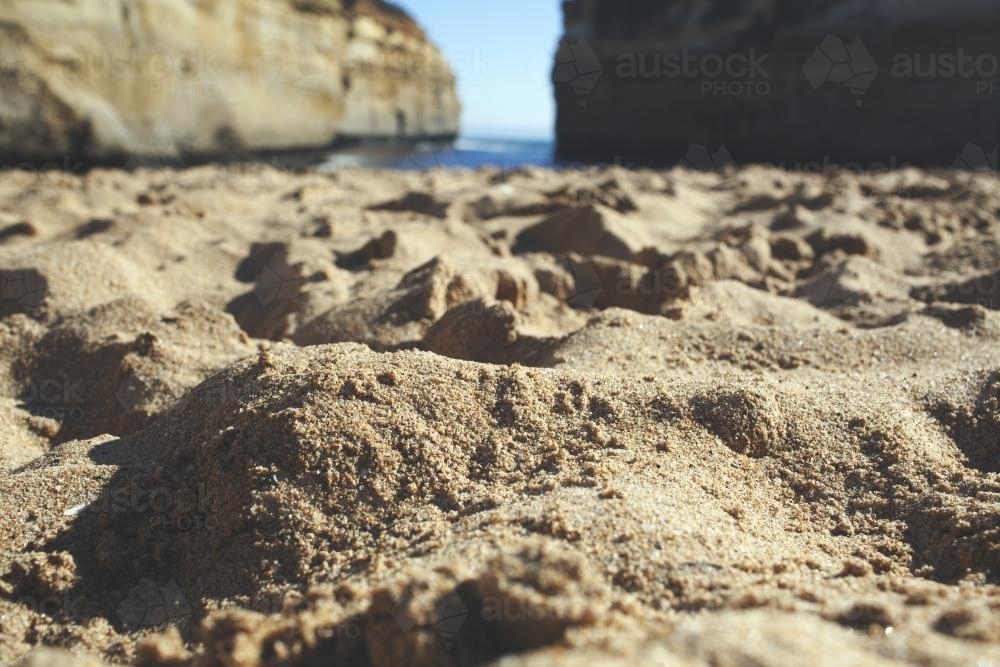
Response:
[0, 161, 999, 666]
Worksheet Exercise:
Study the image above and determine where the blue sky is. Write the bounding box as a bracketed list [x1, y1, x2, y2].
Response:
[393, 0, 561, 139]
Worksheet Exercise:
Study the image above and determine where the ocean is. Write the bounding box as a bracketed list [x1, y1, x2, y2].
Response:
[318, 137, 559, 172]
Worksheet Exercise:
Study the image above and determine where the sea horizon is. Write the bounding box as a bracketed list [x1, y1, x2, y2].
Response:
[318, 134, 558, 172]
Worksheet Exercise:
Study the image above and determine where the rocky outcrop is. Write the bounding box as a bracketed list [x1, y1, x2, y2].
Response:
[555, 0, 1000, 166]
[0, 0, 460, 164]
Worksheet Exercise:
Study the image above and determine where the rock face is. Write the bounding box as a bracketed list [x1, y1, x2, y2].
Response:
[555, 0, 1000, 166]
[0, 0, 460, 164]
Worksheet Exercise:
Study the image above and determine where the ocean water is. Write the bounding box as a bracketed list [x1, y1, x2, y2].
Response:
[318, 137, 559, 172]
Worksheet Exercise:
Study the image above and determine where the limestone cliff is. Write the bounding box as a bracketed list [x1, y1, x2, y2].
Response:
[0, 0, 460, 164]
[555, 0, 1000, 166]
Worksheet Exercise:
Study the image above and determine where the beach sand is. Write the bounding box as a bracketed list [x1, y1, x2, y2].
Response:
[1, 162, 999, 665]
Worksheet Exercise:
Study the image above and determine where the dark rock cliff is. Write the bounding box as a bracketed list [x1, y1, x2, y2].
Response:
[555, 0, 1000, 166]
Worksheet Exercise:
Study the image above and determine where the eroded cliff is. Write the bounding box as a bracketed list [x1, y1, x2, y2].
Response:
[0, 0, 460, 163]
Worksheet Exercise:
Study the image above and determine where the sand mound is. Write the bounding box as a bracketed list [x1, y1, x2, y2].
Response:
[423, 298, 521, 363]
[514, 205, 650, 262]
[10, 298, 256, 444]
[3, 344, 999, 666]
[292, 254, 557, 352]
[459, 184, 557, 222]
[914, 269, 1000, 311]
[0, 243, 168, 321]
[1, 163, 1000, 666]
[369, 192, 451, 220]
